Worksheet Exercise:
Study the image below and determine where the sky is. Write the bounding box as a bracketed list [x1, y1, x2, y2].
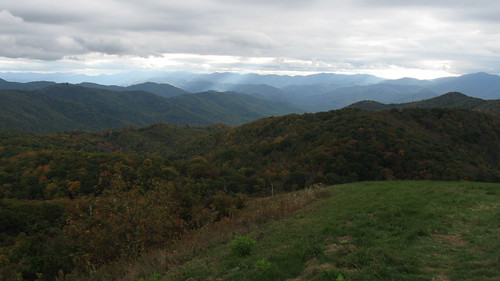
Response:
[1, 0, 500, 80]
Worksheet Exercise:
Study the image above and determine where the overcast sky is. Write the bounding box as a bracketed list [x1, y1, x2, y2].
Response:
[1, 0, 500, 79]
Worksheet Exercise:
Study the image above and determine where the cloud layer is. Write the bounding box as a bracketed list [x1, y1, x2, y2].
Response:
[1, 0, 500, 78]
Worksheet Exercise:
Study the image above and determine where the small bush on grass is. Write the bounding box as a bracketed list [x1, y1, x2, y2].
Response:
[255, 258, 272, 272]
[231, 236, 256, 257]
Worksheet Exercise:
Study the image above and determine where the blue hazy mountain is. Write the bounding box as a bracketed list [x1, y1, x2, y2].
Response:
[1, 71, 499, 113]
[346, 92, 500, 117]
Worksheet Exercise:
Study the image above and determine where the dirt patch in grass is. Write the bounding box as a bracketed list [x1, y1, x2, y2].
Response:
[305, 262, 335, 274]
[287, 258, 336, 281]
[324, 243, 342, 254]
[324, 235, 355, 254]
[338, 235, 351, 243]
[425, 265, 453, 281]
[437, 272, 452, 281]
[288, 236, 357, 281]
[432, 233, 468, 247]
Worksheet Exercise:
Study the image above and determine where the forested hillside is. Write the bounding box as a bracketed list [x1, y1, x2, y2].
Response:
[0, 84, 299, 133]
[2, 107, 497, 200]
[79, 82, 188, 99]
[181, 108, 499, 189]
[0, 107, 498, 280]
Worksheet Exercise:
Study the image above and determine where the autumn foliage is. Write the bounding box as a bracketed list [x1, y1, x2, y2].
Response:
[0, 108, 499, 280]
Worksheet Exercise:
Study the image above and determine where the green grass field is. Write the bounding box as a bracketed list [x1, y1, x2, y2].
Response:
[155, 181, 499, 281]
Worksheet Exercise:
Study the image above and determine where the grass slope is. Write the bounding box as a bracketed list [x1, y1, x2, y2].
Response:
[157, 181, 499, 281]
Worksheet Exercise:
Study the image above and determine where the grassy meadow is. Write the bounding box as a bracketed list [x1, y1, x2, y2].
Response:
[81, 180, 499, 281]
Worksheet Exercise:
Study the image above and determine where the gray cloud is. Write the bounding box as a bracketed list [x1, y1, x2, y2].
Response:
[0, 0, 499, 78]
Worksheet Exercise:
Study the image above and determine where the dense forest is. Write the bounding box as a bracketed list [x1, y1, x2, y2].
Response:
[0, 106, 499, 280]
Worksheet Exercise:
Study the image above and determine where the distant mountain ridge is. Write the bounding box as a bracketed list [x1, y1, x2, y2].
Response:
[0, 78, 56, 91]
[346, 92, 500, 116]
[381, 72, 500, 100]
[172, 72, 384, 89]
[79, 82, 188, 99]
[281, 72, 500, 111]
[1, 72, 499, 117]
[0, 84, 300, 133]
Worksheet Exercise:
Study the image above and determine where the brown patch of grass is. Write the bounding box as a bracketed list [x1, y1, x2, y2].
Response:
[324, 243, 342, 254]
[432, 233, 468, 247]
[289, 235, 356, 281]
[338, 235, 351, 244]
[425, 266, 453, 281]
[304, 262, 335, 275]
[287, 258, 335, 281]
[435, 273, 452, 281]
[324, 236, 355, 254]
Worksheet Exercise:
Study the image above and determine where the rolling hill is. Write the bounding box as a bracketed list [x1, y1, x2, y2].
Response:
[347, 92, 500, 116]
[2, 106, 498, 201]
[1, 102, 499, 280]
[0, 85, 203, 133]
[168, 91, 300, 125]
[0, 84, 299, 133]
[0, 78, 56, 91]
[79, 81, 188, 99]
[153, 181, 499, 281]
[178, 108, 499, 188]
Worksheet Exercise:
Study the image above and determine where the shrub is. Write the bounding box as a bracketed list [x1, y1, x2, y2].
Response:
[255, 258, 272, 272]
[230, 236, 256, 256]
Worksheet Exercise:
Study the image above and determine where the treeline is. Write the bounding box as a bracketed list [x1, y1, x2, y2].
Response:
[0, 108, 499, 280]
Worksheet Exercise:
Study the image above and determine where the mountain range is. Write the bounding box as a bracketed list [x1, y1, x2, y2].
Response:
[0, 84, 300, 133]
[0, 71, 499, 133]
[3, 71, 499, 107]
[162, 72, 500, 109]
